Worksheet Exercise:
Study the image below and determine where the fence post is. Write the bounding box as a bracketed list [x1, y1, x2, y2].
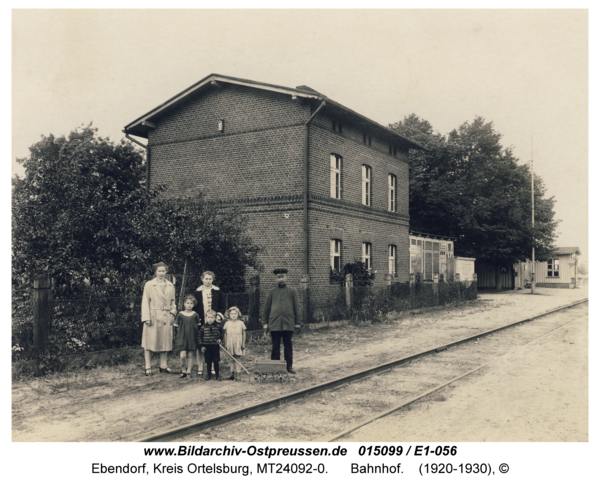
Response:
[248, 275, 260, 331]
[33, 274, 53, 357]
[300, 275, 310, 325]
[345, 274, 353, 310]
[455, 273, 461, 301]
[473, 273, 478, 298]
[433, 273, 439, 306]
[384, 273, 392, 300]
[409, 273, 416, 309]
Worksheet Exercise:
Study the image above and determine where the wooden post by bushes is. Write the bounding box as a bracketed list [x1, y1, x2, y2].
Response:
[345, 274, 353, 310]
[300, 275, 310, 325]
[409, 273, 416, 308]
[33, 274, 53, 355]
[384, 273, 392, 299]
[248, 275, 260, 330]
[433, 274, 439, 306]
[455, 273, 461, 300]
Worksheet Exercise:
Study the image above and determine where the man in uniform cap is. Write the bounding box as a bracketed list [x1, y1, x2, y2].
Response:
[262, 268, 300, 373]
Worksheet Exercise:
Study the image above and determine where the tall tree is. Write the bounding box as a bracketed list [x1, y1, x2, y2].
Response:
[12, 125, 262, 296]
[391, 115, 559, 288]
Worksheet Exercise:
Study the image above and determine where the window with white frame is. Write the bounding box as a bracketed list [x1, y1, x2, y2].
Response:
[362, 165, 372, 206]
[362, 242, 372, 270]
[547, 259, 559, 277]
[388, 174, 396, 212]
[330, 154, 341, 199]
[388, 245, 396, 276]
[330, 239, 341, 272]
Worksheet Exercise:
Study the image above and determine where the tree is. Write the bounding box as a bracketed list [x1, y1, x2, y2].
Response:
[391, 115, 559, 289]
[12, 125, 263, 296]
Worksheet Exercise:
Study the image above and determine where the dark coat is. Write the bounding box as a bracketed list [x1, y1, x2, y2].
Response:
[262, 283, 300, 332]
[192, 285, 225, 325]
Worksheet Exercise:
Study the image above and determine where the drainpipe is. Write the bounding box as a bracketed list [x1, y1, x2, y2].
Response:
[124, 132, 150, 192]
[302, 100, 326, 275]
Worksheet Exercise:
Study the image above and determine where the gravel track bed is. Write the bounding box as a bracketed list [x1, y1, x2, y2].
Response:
[181, 303, 588, 442]
[12, 287, 587, 442]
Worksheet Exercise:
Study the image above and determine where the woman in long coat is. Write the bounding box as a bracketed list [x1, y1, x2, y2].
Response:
[141, 262, 177, 375]
[192, 270, 225, 326]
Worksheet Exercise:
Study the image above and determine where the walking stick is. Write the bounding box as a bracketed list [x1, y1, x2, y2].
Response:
[218, 343, 251, 375]
[177, 259, 189, 312]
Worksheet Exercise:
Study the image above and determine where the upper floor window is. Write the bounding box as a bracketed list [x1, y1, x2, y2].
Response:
[388, 174, 396, 212]
[362, 242, 372, 270]
[448, 243, 452, 252]
[330, 239, 341, 272]
[388, 245, 397, 276]
[332, 119, 342, 134]
[330, 154, 342, 199]
[362, 165, 372, 206]
[547, 259, 559, 277]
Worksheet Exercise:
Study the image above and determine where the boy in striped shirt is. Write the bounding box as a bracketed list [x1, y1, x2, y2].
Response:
[199, 309, 223, 380]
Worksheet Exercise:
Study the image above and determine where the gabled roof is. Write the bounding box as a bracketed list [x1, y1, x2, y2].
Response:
[553, 247, 581, 256]
[123, 73, 428, 151]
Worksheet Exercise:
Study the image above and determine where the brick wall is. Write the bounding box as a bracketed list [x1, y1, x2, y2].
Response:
[148, 84, 308, 198]
[145, 82, 412, 310]
[308, 118, 409, 214]
[305, 110, 411, 299]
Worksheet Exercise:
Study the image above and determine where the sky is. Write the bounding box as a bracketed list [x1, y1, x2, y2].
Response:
[11, 9, 589, 260]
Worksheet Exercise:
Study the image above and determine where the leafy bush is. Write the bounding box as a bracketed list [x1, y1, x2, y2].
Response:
[343, 261, 376, 287]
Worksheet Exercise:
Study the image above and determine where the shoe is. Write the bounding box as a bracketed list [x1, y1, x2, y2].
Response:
[287, 368, 296, 374]
[226, 373, 235, 381]
[159, 367, 172, 374]
[215, 375, 220, 381]
[180, 372, 188, 379]
[145, 368, 152, 376]
[197, 370, 203, 376]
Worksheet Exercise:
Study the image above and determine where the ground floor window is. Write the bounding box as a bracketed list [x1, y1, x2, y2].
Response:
[362, 242, 372, 270]
[388, 245, 396, 276]
[547, 259, 559, 277]
[330, 239, 341, 271]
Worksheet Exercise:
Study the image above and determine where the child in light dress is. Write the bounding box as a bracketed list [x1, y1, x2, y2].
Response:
[222, 306, 247, 381]
[173, 295, 202, 378]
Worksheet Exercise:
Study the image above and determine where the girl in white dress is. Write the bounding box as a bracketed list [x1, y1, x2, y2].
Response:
[222, 306, 246, 381]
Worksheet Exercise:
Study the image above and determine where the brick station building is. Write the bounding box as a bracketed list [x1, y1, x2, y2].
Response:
[124, 74, 426, 304]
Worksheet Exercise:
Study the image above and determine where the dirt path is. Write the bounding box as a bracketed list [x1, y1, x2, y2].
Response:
[344, 312, 588, 442]
[12, 286, 588, 442]
[182, 303, 587, 442]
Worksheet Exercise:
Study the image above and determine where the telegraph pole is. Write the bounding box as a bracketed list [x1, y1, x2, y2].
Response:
[531, 138, 535, 294]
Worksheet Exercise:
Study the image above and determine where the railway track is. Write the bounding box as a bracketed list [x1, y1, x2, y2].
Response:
[138, 298, 588, 442]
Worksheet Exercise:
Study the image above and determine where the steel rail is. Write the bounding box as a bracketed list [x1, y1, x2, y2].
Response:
[138, 298, 588, 442]
[324, 313, 588, 441]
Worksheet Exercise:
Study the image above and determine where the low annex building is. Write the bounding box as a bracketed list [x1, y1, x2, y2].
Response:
[531, 247, 581, 289]
[124, 74, 426, 301]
